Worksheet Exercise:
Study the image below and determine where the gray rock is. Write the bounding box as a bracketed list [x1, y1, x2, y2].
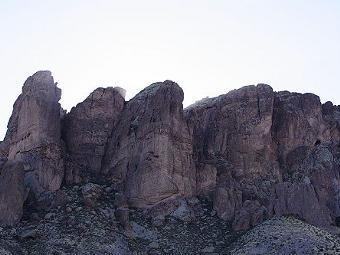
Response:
[130, 221, 157, 241]
[201, 246, 215, 253]
[149, 241, 160, 249]
[81, 183, 103, 208]
[44, 213, 56, 220]
[18, 227, 38, 239]
[152, 215, 165, 227]
[170, 199, 194, 222]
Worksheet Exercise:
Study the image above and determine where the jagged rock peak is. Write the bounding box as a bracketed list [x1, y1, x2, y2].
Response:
[22, 70, 61, 101]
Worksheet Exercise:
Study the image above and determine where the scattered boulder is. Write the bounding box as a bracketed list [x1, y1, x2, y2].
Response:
[130, 221, 157, 241]
[170, 199, 195, 222]
[17, 227, 38, 240]
[201, 246, 215, 253]
[81, 183, 103, 208]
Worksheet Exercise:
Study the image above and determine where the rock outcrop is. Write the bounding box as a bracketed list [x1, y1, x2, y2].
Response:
[2, 71, 64, 197]
[185, 85, 340, 230]
[0, 71, 64, 226]
[63, 87, 125, 183]
[103, 81, 196, 207]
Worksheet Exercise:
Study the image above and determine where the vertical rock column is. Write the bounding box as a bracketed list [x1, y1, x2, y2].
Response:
[3, 71, 64, 196]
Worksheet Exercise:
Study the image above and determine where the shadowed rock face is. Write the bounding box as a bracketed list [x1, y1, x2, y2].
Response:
[62, 87, 125, 184]
[103, 81, 196, 207]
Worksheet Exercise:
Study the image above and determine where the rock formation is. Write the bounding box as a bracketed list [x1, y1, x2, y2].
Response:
[2, 71, 64, 197]
[0, 71, 64, 225]
[186, 85, 340, 230]
[0, 70, 339, 236]
[185, 85, 281, 230]
[62, 87, 125, 183]
[102, 81, 196, 207]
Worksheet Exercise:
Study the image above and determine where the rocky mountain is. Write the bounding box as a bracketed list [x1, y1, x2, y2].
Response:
[0, 71, 339, 254]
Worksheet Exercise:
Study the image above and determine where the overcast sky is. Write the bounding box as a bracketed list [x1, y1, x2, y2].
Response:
[1, 0, 340, 139]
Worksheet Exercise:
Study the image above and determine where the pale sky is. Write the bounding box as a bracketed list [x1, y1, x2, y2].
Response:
[1, 0, 340, 140]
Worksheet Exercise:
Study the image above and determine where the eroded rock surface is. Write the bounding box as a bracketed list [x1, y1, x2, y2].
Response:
[63, 87, 125, 183]
[103, 81, 196, 207]
[2, 71, 64, 196]
[185, 85, 340, 230]
[185, 85, 281, 230]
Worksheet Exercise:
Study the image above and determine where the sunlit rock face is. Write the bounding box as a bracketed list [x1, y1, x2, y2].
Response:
[62, 87, 125, 184]
[103, 81, 196, 207]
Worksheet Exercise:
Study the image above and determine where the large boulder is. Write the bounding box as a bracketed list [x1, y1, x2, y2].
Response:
[2, 71, 64, 197]
[63, 87, 125, 183]
[103, 81, 196, 207]
[0, 161, 26, 226]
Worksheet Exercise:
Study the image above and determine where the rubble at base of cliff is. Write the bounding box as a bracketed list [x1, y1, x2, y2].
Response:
[0, 181, 339, 255]
[229, 217, 340, 255]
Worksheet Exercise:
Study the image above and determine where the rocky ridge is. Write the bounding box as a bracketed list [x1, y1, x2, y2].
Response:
[0, 71, 340, 254]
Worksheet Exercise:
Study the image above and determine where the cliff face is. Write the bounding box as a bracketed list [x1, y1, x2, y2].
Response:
[185, 86, 340, 230]
[102, 81, 196, 207]
[0, 71, 339, 232]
